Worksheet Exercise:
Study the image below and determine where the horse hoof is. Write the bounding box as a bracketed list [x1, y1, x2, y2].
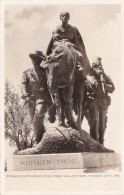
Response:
[58, 123, 68, 128]
[48, 117, 56, 123]
[62, 123, 69, 128]
[67, 121, 78, 130]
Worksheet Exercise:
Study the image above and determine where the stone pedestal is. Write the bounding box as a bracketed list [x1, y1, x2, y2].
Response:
[12, 153, 121, 171]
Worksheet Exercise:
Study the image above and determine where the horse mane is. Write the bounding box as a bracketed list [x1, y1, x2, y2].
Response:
[53, 40, 75, 51]
[47, 40, 77, 63]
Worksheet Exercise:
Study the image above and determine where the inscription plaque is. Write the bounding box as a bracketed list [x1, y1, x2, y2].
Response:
[13, 153, 121, 171]
[13, 153, 84, 171]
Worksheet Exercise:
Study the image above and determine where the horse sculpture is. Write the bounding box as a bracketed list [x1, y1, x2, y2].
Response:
[42, 40, 85, 129]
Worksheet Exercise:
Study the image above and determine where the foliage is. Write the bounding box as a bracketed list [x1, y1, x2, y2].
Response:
[5, 80, 35, 151]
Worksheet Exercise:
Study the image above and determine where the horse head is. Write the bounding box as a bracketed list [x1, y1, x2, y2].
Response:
[42, 46, 64, 94]
[42, 41, 77, 94]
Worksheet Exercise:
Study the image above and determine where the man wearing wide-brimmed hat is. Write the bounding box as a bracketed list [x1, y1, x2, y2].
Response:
[21, 51, 56, 144]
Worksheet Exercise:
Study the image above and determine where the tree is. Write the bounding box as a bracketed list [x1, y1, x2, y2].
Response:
[5, 80, 35, 151]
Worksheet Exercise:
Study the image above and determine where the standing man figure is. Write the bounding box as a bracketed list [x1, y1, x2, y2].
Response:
[21, 51, 55, 144]
[85, 56, 115, 145]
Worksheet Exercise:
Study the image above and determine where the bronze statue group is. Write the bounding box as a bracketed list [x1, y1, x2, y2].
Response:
[21, 12, 115, 147]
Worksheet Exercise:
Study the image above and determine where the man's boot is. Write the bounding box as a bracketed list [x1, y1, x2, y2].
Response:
[48, 103, 56, 123]
[33, 115, 45, 144]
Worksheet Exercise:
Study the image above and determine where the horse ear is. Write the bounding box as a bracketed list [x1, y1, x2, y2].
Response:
[55, 62, 60, 67]
[41, 61, 48, 68]
[55, 51, 64, 59]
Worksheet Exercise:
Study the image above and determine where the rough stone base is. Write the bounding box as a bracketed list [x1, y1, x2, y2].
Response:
[13, 152, 121, 171]
[17, 127, 115, 155]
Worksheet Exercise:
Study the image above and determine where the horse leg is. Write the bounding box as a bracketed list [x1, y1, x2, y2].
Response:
[54, 92, 67, 127]
[59, 90, 68, 127]
[54, 94, 63, 126]
[81, 111, 85, 123]
[76, 90, 84, 129]
[63, 84, 78, 130]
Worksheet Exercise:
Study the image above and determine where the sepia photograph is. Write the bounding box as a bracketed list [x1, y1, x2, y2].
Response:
[0, 0, 124, 194]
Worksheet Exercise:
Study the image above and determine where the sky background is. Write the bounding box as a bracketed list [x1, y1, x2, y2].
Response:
[5, 4, 122, 152]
